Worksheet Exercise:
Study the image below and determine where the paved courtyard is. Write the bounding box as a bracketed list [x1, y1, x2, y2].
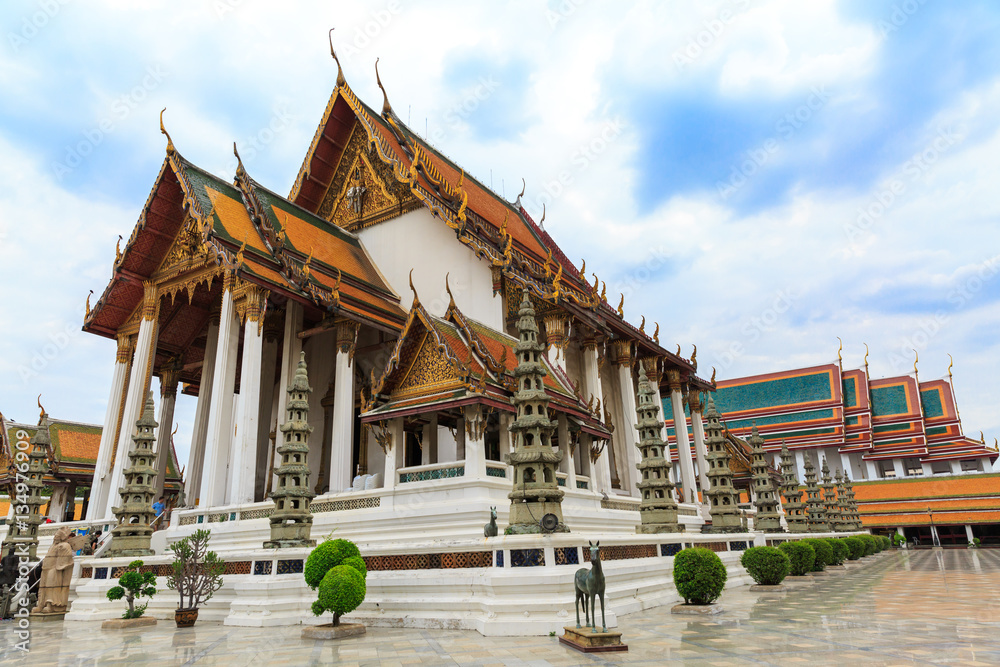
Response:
[3, 549, 1000, 665]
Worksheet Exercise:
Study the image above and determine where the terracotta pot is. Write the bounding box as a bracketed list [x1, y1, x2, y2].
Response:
[175, 607, 199, 628]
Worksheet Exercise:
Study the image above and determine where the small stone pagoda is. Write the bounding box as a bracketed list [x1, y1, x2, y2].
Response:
[3, 407, 51, 560]
[834, 470, 853, 532]
[265, 352, 316, 548]
[107, 393, 158, 557]
[634, 366, 681, 533]
[803, 457, 829, 532]
[821, 460, 841, 531]
[506, 289, 567, 534]
[778, 441, 807, 533]
[842, 476, 862, 530]
[703, 394, 743, 533]
[749, 425, 781, 532]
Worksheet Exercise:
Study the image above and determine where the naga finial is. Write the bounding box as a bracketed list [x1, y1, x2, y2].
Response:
[445, 272, 456, 310]
[711, 366, 717, 385]
[639, 315, 645, 333]
[947, 353, 954, 379]
[539, 203, 546, 228]
[235, 232, 248, 266]
[518, 177, 526, 201]
[159, 108, 175, 154]
[85, 290, 93, 319]
[864, 342, 870, 372]
[836, 336, 843, 367]
[580, 258, 586, 278]
[653, 322, 660, 344]
[233, 141, 247, 177]
[375, 58, 392, 116]
[913, 348, 919, 376]
[302, 247, 313, 280]
[115, 235, 123, 263]
[980, 430, 985, 444]
[409, 268, 419, 305]
[600, 281, 606, 301]
[691, 344, 698, 371]
[37, 394, 46, 421]
[676, 343, 681, 356]
[329, 28, 346, 88]
[617, 293, 624, 317]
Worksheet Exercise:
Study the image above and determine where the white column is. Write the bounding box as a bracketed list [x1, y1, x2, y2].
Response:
[582, 340, 612, 493]
[421, 418, 432, 466]
[105, 290, 158, 519]
[560, 417, 577, 490]
[229, 291, 266, 506]
[87, 335, 132, 521]
[840, 453, 855, 481]
[690, 398, 711, 503]
[200, 284, 239, 508]
[950, 460, 962, 475]
[48, 485, 68, 522]
[499, 412, 514, 479]
[185, 316, 219, 506]
[892, 458, 906, 478]
[794, 450, 807, 482]
[615, 360, 640, 496]
[330, 322, 357, 492]
[274, 301, 303, 494]
[669, 379, 697, 505]
[383, 418, 404, 491]
[929, 523, 940, 546]
[920, 461, 934, 476]
[254, 322, 280, 501]
[965, 525, 974, 544]
[866, 459, 880, 480]
[153, 371, 179, 498]
[464, 405, 486, 479]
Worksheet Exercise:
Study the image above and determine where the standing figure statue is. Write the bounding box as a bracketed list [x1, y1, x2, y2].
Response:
[574, 540, 607, 633]
[484, 507, 498, 537]
[31, 527, 75, 615]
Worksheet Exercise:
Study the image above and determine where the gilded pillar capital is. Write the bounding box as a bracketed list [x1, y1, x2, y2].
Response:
[610, 338, 632, 367]
[687, 389, 703, 414]
[639, 356, 662, 384]
[160, 365, 181, 399]
[666, 369, 683, 393]
[336, 320, 361, 354]
[262, 309, 284, 342]
[543, 314, 570, 349]
[141, 280, 159, 321]
[115, 333, 136, 364]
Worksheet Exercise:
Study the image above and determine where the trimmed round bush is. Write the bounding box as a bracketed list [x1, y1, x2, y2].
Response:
[740, 546, 790, 585]
[673, 547, 727, 605]
[777, 541, 816, 576]
[342, 555, 368, 579]
[823, 537, 848, 566]
[314, 564, 366, 624]
[842, 536, 864, 560]
[800, 538, 832, 571]
[305, 539, 362, 589]
[858, 534, 877, 556]
[880, 536, 891, 551]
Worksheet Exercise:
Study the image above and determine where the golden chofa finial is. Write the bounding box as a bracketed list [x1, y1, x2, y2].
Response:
[711, 366, 717, 385]
[691, 344, 698, 371]
[947, 353, 954, 379]
[836, 336, 843, 367]
[638, 316, 645, 333]
[445, 272, 456, 310]
[85, 290, 93, 319]
[37, 394, 46, 421]
[913, 348, 919, 376]
[375, 58, 391, 116]
[233, 141, 247, 178]
[329, 28, 346, 88]
[115, 235, 123, 264]
[863, 342, 870, 372]
[516, 178, 526, 204]
[675, 343, 681, 356]
[159, 108, 175, 154]
[408, 268, 419, 305]
[653, 322, 660, 345]
[980, 430, 985, 444]
[579, 258, 586, 279]
[617, 293, 624, 317]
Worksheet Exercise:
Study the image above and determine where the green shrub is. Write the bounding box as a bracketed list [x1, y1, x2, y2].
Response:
[305, 539, 366, 626]
[305, 539, 362, 589]
[858, 534, 877, 556]
[800, 538, 832, 571]
[777, 541, 816, 576]
[740, 546, 790, 585]
[842, 537, 864, 560]
[883, 536, 892, 550]
[891, 532, 905, 547]
[823, 538, 848, 565]
[673, 547, 727, 605]
[105, 559, 157, 619]
[876, 536, 888, 552]
[313, 565, 366, 623]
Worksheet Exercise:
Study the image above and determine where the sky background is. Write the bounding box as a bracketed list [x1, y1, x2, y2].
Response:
[2, 0, 999, 469]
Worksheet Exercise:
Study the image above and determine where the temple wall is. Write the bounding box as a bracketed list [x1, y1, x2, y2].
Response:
[357, 208, 504, 330]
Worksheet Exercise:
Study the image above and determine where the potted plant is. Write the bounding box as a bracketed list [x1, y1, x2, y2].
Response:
[104, 560, 157, 628]
[165, 528, 225, 627]
[968, 537, 981, 549]
[671, 547, 727, 614]
[302, 538, 368, 638]
[892, 532, 906, 549]
[740, 546, 790, 591]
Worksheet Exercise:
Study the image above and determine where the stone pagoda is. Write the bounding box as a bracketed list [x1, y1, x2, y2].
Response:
[749, 425, 782, 532]
[778, 441, 807, 533]
[842, 476, 862, 530]
[265, 352, 316, 548]
[505, 289, 567, 534]
[107, 393, 158, 557]
[703, 393, 742, 533]
[803, 457, 829, 532]
[633, 366, 681, 533]
[834, 470, 853, 532]
[3, 408, 51, 560]
[821, 460, 841, 531]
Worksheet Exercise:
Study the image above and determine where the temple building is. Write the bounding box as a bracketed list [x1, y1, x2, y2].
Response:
[0, 412, 184, 523]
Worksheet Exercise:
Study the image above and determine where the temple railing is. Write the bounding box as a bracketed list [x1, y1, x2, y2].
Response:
[485, 461, 508, 478]
[398, 461, 466, 484]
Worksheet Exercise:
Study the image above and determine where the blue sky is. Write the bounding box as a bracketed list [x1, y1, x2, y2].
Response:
[1, 0, 998, 466]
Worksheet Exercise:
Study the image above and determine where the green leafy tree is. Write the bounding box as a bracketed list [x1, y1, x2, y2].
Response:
[166, 529, 225, 611]
[305, 539, 367, 626]
[740, 546, 790, 585]
[777, 541, 816, 576]
[673, 547, 727, 605]
[106, 560, 157, 619]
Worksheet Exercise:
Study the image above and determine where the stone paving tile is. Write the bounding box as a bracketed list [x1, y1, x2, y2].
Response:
[4, 550, 1000, 665]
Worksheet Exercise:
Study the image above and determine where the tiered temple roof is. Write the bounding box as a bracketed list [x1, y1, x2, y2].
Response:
[853, 473, 1000, 528]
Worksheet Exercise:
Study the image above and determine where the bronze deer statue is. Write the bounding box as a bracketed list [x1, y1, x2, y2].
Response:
[484, 506, 498, 537]
[574, 540, 607, 633]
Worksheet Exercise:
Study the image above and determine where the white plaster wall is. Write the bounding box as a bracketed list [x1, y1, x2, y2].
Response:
[302, 330, 335, 486]
[357, 208, 503, 329]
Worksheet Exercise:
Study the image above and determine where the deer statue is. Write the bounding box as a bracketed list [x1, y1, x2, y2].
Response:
[574, 540, 607, 633]
[484, 506, 498, 537]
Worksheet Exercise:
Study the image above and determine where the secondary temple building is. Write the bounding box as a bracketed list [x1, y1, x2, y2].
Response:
[78, 53, 713, 531]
